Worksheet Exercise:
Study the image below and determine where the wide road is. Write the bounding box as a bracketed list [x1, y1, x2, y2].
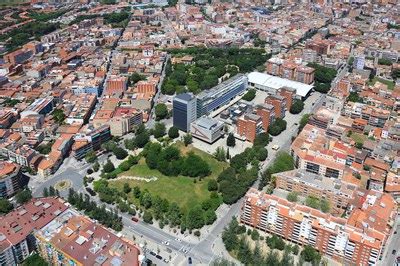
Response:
[380, 216, 400, 266]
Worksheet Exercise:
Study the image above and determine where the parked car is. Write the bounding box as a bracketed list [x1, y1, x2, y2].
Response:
[188, 257, 192, 264]
[86, 187, 96, 196]
[156, 255, 162, 260]
[392, 250, 397, 255]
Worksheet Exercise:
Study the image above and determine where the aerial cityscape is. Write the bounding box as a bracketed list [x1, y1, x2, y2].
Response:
[0, 0, 399, 265]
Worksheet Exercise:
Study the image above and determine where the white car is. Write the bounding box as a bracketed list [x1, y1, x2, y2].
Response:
[272, 144, 280, 151]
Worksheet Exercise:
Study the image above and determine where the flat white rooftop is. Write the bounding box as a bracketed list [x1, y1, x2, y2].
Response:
[248, 72, 313, 97]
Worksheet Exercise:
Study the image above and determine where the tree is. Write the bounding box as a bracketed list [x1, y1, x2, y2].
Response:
[204, 209, 217, 224]
[140, 191, 153, 209]
[168, 126, 179, 139]
[143, 211, 153, 224]
[85, 151, 97, 163]
[103, 160, 115, 173]
[49, 186, 56, 196]
[183, 133, 192, 146]
[251, 229, 260, 241]
[135, 132, 150, 148]
[93, 161, 100, 172]
[287, 191, 299, 202]
[255, 147, 268, 161]
[129, 72, 146, 86]
[292, 245, 300, 255]
[153, 122, 166, 138]
[186, 205, 205, 229]
[299, 114, 311, 132]
[301, 245, 321, 263]
[230, 153, 248, 172]
[222, 218, 240, 252]
[254, 132, 269, 147]
[15, 188, 32, 205]
[208, 179, 218, 191]
[22, 254, 48, 266]
[268, 118, 287, 136]
[290, 99, 304, 114]
[187, 79, 200, 94]
[113, 147, 128, 160]
[305, 196, 320, 210]
[155, 103, 168, 121]
[320, 199, 330, 213]
[378, 58, 392, 66]
[227, 133, 235, 147]
[182, 152, 211, 177]
[0, 198, 13, 214]
[242, 89, 256, 101]
[348, 92, 363, 103]
[213, 147, 226, 162]
[123, 183, 131, 194]
[43, 187, 49, 197]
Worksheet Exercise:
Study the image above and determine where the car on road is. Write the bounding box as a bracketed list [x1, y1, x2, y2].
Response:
[175, 238, 182, 242]
[392, 250, 397, 255]
[272, 144, 280, 151]
[188, 257, 192, 264]
[131, 217, 139, 222]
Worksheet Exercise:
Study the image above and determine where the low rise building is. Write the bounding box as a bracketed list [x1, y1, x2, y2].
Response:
[190, 116, 224, 143]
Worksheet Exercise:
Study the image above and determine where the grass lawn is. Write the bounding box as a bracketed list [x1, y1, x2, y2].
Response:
[350, 132, 367, 144]
[109, 142, 228, 212]
[368, 77, 395, 90]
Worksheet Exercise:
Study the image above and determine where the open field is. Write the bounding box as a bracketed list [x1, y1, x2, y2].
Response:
[109, 142, 228, 212]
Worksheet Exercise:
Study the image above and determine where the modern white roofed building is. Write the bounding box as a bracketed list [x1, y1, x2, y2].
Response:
[247, 72, 313, 98]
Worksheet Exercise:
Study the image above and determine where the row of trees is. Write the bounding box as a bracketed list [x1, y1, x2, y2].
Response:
[42, 186, 60, 197]
[29, 10, 67, 22]
[68, 188, 123, 231]
[216, 133, 269, 203]
[102, 154, 139, 179]
[143, 143, 211, 178]
[259, 152, 294, 190]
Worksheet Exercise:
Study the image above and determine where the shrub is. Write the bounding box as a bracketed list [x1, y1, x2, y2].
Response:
[168, 126, 179, 139]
